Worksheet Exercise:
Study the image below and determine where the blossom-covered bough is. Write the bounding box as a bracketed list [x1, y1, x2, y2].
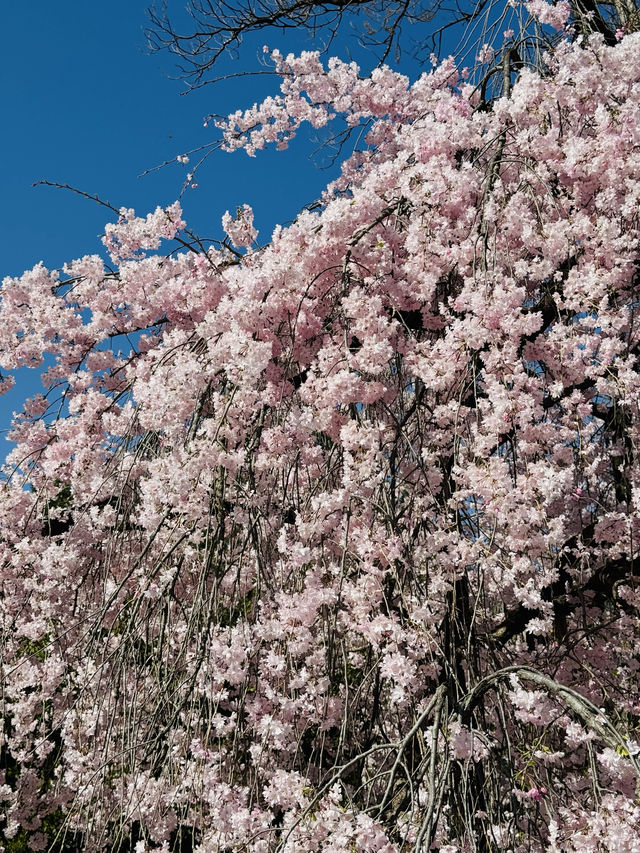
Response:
[1, 4, 640, 851]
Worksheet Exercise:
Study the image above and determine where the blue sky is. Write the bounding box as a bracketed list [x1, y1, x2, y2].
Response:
[0, 1, 459, 451]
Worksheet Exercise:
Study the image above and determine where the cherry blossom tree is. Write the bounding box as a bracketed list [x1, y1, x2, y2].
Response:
[2, 3, 640, 851]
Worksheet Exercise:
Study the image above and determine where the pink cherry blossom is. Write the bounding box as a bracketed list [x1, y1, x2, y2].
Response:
[1, 25, 640, 853]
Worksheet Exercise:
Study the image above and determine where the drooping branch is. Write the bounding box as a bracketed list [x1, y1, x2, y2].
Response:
[147, 0, 640, 92]
[146, 0, 440, 88]
[460, 666, 640, 778]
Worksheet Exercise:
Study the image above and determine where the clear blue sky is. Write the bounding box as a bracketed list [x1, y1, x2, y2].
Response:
[0, 1, 456, 449]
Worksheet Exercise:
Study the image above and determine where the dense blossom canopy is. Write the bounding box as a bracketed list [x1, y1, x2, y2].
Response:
[1, 17, 640, 853]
